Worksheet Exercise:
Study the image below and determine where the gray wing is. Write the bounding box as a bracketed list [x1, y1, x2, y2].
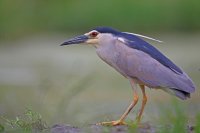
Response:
[118, 33, 183, 75]
[125, 48, 195, 93]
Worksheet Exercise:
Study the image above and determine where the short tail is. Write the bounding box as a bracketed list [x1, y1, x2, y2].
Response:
[170, 72, 196, 100]
[162, 87, 191, 100]
[172, 88, 190, 100]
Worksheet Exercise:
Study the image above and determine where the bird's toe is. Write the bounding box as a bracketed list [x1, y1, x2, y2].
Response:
[96, 120, 127, 126]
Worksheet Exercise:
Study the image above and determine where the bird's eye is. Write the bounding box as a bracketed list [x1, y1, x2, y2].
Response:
[90, 32, 98, 37]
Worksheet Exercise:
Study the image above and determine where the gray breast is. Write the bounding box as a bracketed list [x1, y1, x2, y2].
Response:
[96, 39, 133, 78]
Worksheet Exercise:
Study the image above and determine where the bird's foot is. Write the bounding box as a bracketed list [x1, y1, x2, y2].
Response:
[96, 120, 127, 126]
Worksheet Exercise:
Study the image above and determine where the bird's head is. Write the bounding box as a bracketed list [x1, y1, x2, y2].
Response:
[61, 27, 120, 47]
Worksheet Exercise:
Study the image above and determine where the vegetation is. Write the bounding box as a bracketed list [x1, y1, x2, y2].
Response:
[0, 106, 199, 132]
[0, 109, 48, 132]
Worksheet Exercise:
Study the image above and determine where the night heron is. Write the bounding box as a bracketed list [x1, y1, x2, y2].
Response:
[61, 27, 196, 126]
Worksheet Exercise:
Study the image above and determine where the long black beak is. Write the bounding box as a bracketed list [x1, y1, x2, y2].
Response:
[60, 35, 88, 46]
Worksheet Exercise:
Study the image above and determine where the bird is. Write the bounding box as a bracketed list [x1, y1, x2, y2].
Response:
[60, 27, 196, 126]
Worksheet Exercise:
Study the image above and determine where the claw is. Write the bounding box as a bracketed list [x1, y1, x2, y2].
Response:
[96, 120, 127, 126]
[112, 120, 127, 126]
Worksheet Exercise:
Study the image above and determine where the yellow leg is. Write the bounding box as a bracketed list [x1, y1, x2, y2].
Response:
[96, 79, 139, 126]
[136, 85, 147, 124]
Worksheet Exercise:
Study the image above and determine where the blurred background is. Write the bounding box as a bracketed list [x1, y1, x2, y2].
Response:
[0, 0, 199, 127]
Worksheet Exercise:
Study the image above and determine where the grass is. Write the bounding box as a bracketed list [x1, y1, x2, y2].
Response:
[0, 109, 48, 132]
[0, 124, 4, 133]
[195, 114, 200, 133]
[0, 104, 199, 133]
[158, 100, 188, 133]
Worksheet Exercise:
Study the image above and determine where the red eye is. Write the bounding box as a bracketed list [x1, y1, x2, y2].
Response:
[90, 32, 98, 37]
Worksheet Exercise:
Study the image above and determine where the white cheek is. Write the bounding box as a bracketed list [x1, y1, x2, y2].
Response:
[86, 39, 98, 44]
